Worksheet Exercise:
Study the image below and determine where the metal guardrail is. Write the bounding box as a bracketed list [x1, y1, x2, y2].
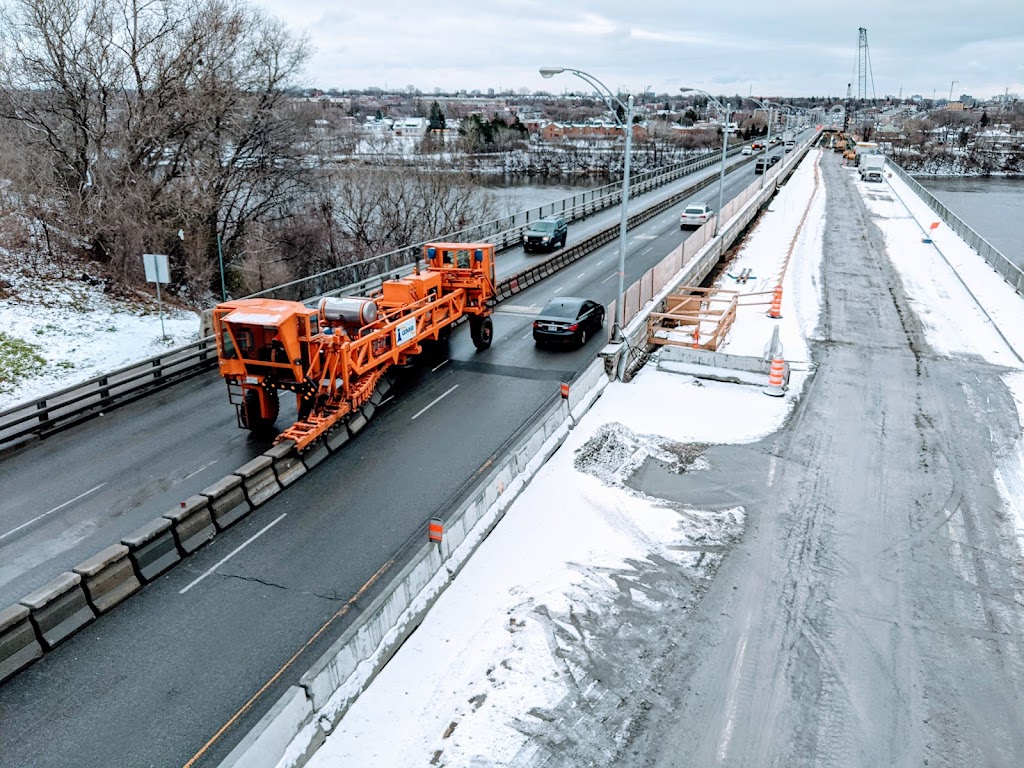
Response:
[0, 339, 219, 451]
[886, 161, 1024, 296]
[0, 148, 750, 452]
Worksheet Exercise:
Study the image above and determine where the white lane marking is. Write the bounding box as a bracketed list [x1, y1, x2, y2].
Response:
[379, 395, 394, 407]
[522, 331, 533, 339]
[184, 459, 218, 481]
[0, 483, 107, 543]
[601, 273, 617, 285]
[179, 513, 288, 594]
[411, 384, 459, 420]
[553, 286, 563, 294]
[767, 455, 778, 487]
[576, 272, 587, 280]
[431, 359, 450, 372]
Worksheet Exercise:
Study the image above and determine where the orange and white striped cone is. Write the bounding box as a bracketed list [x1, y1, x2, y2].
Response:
[767, 285, 783, 319]
[763, 354, 787, 397]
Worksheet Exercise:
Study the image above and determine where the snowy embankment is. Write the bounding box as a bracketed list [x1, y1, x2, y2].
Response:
[0, 253, 200, 410]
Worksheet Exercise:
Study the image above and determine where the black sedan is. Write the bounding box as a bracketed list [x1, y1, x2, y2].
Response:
[533, 297, 605, 347]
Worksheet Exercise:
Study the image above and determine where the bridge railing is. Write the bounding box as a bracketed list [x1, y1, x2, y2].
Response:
[886, 161, 1024, 296]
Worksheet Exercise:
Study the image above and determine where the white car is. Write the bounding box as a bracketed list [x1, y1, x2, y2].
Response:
[680, 204, 713, 230]
[741, 146, 754, 155]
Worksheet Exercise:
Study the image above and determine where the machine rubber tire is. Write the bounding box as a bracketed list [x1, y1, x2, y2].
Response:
[471, 316, 493, 351]
[242, 388, 279, 433]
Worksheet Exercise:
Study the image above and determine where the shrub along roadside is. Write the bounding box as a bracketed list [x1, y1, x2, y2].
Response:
[0, 332, 46, 395]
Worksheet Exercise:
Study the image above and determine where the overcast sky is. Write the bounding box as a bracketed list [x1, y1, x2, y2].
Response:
[254, 0, 1023, 100]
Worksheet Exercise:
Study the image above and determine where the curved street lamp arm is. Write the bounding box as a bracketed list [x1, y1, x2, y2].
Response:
[543, 66, 629, 123]
[680, 87, 729, 117]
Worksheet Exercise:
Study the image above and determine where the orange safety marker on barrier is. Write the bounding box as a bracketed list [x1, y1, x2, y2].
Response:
[692, 326, 700, 349]
[559, 382, 570, 399]
[428, 517, 444, 543]
[767, 285, 783, 319]
[763, 355, 787, 397]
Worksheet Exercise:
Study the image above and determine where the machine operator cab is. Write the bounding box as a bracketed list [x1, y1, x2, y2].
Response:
[421, 242, 495, 314]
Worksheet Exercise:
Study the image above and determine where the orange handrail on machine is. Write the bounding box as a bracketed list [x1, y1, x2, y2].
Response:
[211, 242, 496, 451]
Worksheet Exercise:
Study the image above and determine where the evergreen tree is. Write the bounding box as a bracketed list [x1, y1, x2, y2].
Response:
[979, 111, 990, 128]
[428, 100, 446, 131]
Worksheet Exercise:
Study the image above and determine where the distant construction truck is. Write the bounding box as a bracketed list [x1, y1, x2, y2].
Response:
[852, 141, 879, 167]
[211, 242, 497, 450]
[858, 154, 886, 182]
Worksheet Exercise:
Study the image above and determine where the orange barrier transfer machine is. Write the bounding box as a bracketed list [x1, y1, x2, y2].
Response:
[212, 242, 496, 450]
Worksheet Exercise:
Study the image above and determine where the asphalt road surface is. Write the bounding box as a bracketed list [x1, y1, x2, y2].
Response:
[0, 157, 761, 766]
[509, 151, 1024, 767]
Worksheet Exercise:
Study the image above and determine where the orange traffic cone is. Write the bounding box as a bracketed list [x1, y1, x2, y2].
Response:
[691, 326, 700, 349]
[767, 285, 783, 319]
[763, 354, 787, 397]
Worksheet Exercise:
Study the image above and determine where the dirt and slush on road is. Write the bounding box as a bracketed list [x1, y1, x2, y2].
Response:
[508, 153, 1024, 768]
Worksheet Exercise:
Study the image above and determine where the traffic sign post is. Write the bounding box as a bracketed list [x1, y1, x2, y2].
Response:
[143, 253, 170, 340]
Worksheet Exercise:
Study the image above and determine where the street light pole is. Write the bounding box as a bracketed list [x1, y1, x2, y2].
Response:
[541, 66, 633, 343]
[681, 87, 730, 235]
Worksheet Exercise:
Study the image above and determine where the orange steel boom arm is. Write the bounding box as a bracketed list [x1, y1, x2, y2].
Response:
[212, 242, 496, 452]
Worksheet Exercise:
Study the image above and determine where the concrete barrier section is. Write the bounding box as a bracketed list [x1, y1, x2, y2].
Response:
[218, 686, 317, 768]
[301, 440, 331, 469]
[264, 440, 307, 488]
[324, 425, 350, 453]
[202, 475, 252, 530]
[121, 517, 181, 582]
[346, 411, 368, 435]
[374, 373, 394, 400]
[73, 544, 142, 614]
[0, 604, 44, 683]
[301, 545, 446, 716]
[19, 572, 96, 650]
[235, 455, 282, 507]
[163, 494, 217, 553]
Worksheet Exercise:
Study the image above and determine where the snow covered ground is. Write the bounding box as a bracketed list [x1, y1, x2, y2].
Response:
[300, 150, 1024, 767]
[0, 253, 200, 410]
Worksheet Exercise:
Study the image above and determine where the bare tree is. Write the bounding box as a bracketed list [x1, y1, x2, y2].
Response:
[0, 0, 311, 297]
[250, 166, 503, 295]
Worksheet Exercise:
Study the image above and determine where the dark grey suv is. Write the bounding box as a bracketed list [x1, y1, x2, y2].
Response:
[523, 217, 567, 253]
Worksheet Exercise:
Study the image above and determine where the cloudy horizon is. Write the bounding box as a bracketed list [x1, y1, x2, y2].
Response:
[253, 0, 1023, 101]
